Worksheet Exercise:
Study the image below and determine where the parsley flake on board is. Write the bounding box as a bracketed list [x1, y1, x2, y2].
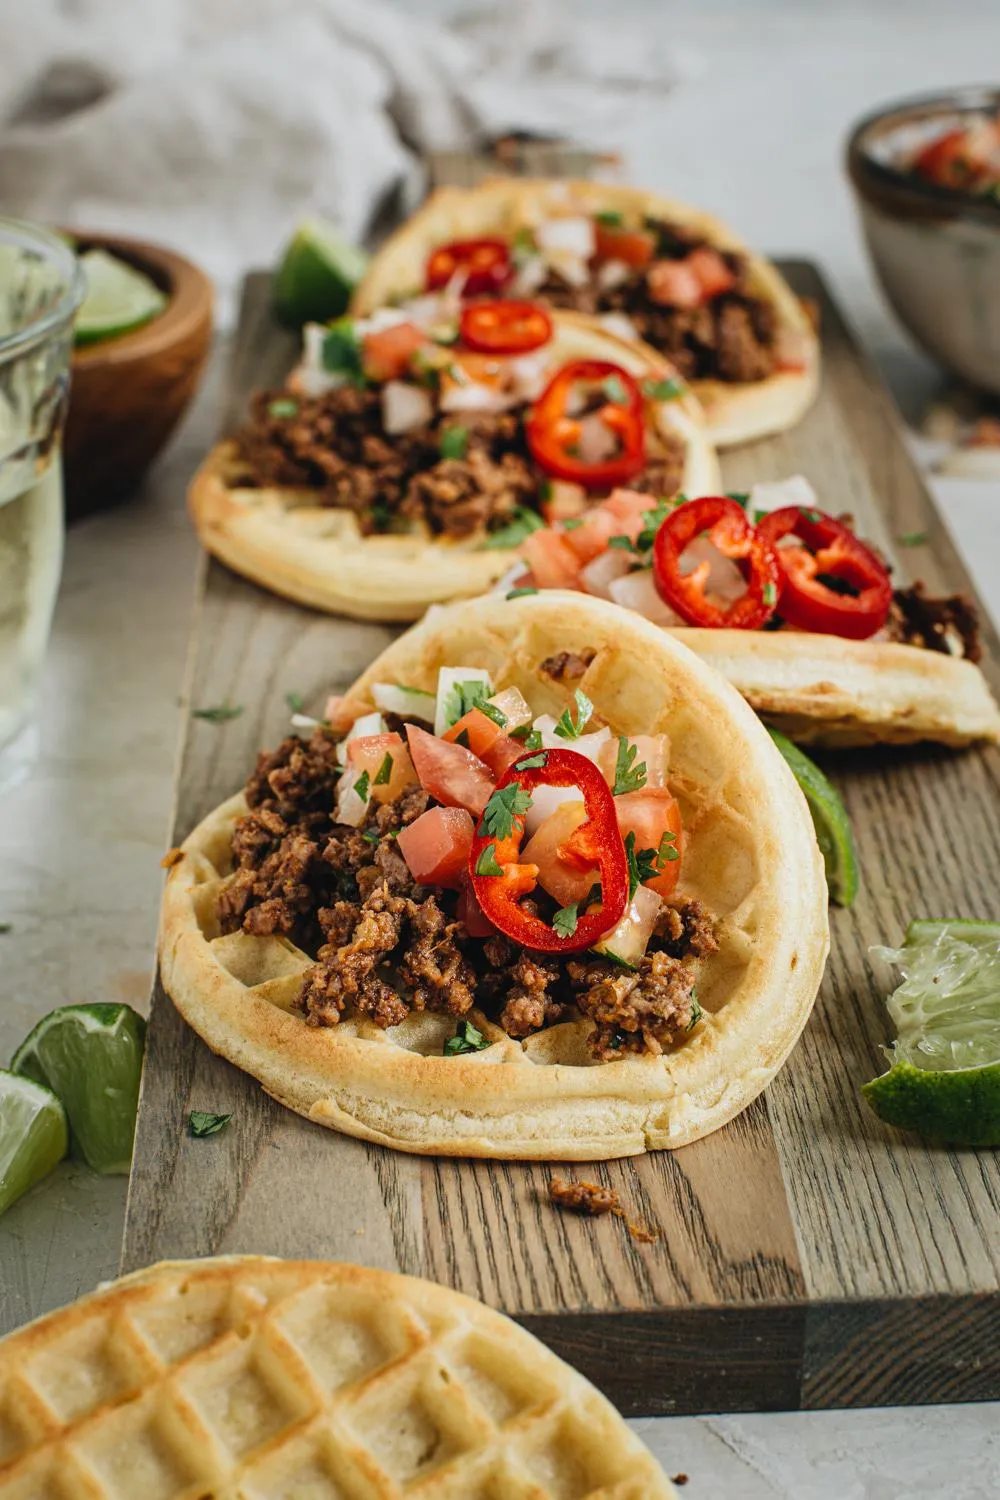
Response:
[374, 752, 394, 786]
[510, 725, 543, 749]
[285, 690, 305, 713]
[444, 1018, 490, 1056]
[642, 376, 685, 401]
[899, 530, 929, 547]
[507, 586, 539, 600]
[0, 923, 11, 935]
[480, 783, 533, 840]
[553, 688, 594, 740]
[439, 425, 469, 460]
[612, 737, 647, 796]
[267, 398, 298, 419]
[602, 373, 629, 405]
[321, 320, 366, 384]
[483, 507, 545, 550]
[188, 1111, 232, 1138]
[193, 702, 243, 724]
[354, 770, 370, 800]
[475, 843, 505, 877]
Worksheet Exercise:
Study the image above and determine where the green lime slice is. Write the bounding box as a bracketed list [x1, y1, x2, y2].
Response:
[74, 248, 168, 346]
[0, 1071, 68, 1217]
[862, 921, 1000, 1146]
[766, 728, 859, 906]
[272, 217, 369, 328]
[11, 1004, 146, 1174]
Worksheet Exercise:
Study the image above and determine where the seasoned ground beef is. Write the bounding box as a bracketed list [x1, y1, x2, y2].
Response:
[568, 950, 699, 1059]
[886, 583, 982, 663]
[541, 648, 596, 683]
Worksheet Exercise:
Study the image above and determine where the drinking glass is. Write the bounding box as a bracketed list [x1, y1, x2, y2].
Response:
[0, 218, 84, 791]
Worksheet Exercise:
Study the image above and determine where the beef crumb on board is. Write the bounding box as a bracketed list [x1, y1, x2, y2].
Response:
[547, 1177, 658, 1244]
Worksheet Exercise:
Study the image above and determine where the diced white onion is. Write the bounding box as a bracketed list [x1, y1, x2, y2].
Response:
[593, 885, 663, 967]
[295, 322, 343, 395]
[749, 474, 819, 515]
[577, 413, 619, 466]
[597, 259, 631, 291]
[546, 250, 590, 288]
[488, 687, 532, 729]
[773, 326, 811, 371]
[336, 775, 370, 828]
[336, 710, 385, 765]
[291, 712, 323, 730]
[580, 549, 632, 599]
[434, 667, 493, 737]
[508, 351, 550, 399]
[533, 715, 611, 763]
[536, 216, 596, 260]
[371, 683, 435, 721]
[608, 568, 685, 624]
[354, 307, 411, 338]
[680, 536, 748, 604]
[524, 782, 583, 835]
[599, 312, 640, 342]
[381, 380, 433, 436]
[491, 559, 532, 596]
[439, 379, 513, 414]
[511, 254, 548, 296]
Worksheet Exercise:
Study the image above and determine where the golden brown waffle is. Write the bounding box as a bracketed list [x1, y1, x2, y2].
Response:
[0, 1257, 676, 1498]
[159, 592, 829, 1159]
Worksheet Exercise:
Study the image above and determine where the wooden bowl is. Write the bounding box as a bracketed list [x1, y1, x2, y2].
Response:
[64, 233, 213, 520]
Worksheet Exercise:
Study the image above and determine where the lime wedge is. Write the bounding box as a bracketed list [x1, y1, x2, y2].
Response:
[766, 728, 859, 906]
[273, 217, 369, 328]
[11, 1004, 146, 1174]
[74, 248, 168, 346]
[0, 1071, 68, 1217]
[863, 921, 1000, 1146]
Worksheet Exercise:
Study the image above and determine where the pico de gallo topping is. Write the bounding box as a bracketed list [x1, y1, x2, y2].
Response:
[526, 360, 647, 490]
[652, 495, 781, 629]
[906, 113, 1000, 199]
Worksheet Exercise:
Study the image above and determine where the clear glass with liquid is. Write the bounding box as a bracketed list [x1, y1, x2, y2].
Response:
[0, 220, 84, 790]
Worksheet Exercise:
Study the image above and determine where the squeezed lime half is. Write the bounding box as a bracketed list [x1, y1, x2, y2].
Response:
[0, 1071, 68, 1217]
[863, 921, 1000, 1147]
[74, 249, 168, 345]
[273, 217, 369, 328]
[11, 1004, 146, 1174]
[766, 728, 859, 906]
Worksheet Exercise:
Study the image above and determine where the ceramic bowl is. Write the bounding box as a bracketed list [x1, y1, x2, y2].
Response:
[64, 233, 213, 519]
[846, 86, 1000, 394]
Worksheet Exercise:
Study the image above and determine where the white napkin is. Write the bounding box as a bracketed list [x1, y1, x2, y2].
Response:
[0, 0, 692, 322]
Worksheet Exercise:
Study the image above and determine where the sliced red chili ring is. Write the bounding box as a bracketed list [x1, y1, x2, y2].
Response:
[425, 238, 512, 296]
[756, 506, 892, 639]
[459, 299, 553, 355]
[468, 748, 628, 954]
[526, 360, 646, 490]
[652, 495, 781, 629]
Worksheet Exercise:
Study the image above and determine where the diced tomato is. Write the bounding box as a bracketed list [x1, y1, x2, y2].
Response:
[646, 259, 703, 309]
[457, 877, 498, 937]
[598, 733, 670, 790]
[613, 787, 683, 898]
[520, 529, 581, 588]
[562, 488, 658, 565]
[542, 481, 588, 524]
[323, 695, 373, 733]
[481, 734, 530, 779]
[593, 224, 656, 269]
[361, 322, 429, 382]
[405, 724, 495, 815]
[345, 732, 417, 805]
[448, 352, 507, 388]
[686, 246, 736, 300]
[443, 707, 501, 759]
[396, 806, 473, 889]
[603, 487, 662, 527]
[521, 800, 598, 907]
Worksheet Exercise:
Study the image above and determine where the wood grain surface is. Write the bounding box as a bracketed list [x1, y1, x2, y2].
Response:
[122, 266, 1000, 1415]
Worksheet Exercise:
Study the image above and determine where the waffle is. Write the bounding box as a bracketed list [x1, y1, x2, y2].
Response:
[159, 592, 829, 1159]
[351, 177, 820, 449]
[0, 1256, 676, 1498]
[187, 313, 720, 622]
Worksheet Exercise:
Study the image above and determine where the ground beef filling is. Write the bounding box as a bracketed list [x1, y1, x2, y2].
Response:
[885, 583, 982, 663]
[218, 727, 716, 1060]
[536, 219, 777, 385]
[232, 384, 687, 541]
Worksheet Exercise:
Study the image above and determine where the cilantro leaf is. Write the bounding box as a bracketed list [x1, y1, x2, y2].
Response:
[595, 210, 624, 227]
[268, 398, 298, 418]
[285, 690, 305, 713]
[727, 491, 750, 508]
[799, 506, 822, 524]
[553, 688, 594, 740]
[361, 830, 381, 844]
[193, 702, 243, 724]
[514, 752, 547, 770]
[322, 319, 366, 384]
[188, 1111, 232, 1138]
[475, 842, 505, 876]
[440, 425, 469, 460]
[507, 586, 539, 600]
[455, 728, 471, 748]
[608, 534, 636, 552]
[686, 994, 703, 1032]
[483, 506, 545, 550]
[642, 376, 685, 401]
[510, 725, 543, 749]
[612, 736, 647, 796]
[763, 581, 778, 608]
[480, 783, 533, 840]
[634, 498, 674, 552]
[552, 903, 581, 939]
[374, 752, 393, 786]
[0, 922, 11, 935]
[444, 1018, 490, 1055]
[602, 373, 629, 405]
[443, 679, 492, 727]
[624, 832, 659, 898]
[657, 829, 680, 864]
[354, 770, 370, 800]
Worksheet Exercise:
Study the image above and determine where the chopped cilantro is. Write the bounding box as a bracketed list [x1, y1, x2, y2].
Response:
[374, 752, 393, 786]
[552, 904, 581, 939]
[444, 1018, 490, 1055]
[510, 725, 543, 749]
[483, 507, 545, 550]
[625, 832, 658, 898]
[188, 1111, 232, 1138]
[642, 376, 685, 401]
[763, 581, 778, 608]
[285, 690, 305, 713]
[687, 994, 703, 1032]
[321, 319, 366, 384]
[361, 830, 381, 844]
[354, 770, 370, 800]
[440, 425, 469, 460]
[539, 478, 552, 501]
[727, 491, 750, 508]
[193, 702, 243, 724]
[634, 499, 674, 552]
[475, 842, 505, 877]
[507, 586, 539, 600]
[595, 210, 624, 227]
[608, 533, 636, 552]
[799, 506, 822, 524]
[369, 499, 391, 531]
[612, 736, 647, 796]
[553, 688, 594, 740]
[561, 517, 585, 531]
[478, 700, 508, 728]
[899, 530, 929, 547]
[512, 226, 538, 257]
[268, 398, 298, 419]
[657, 829, 680, 864]
[514, 751, 547, 770]
[455, 728, 471, 748]
[752, 509, 769, 526]
[480, 783, 533, 840]
[443, 679, 505, 728]
[602, 373, 629, 405]
[0, 922, 11, 935]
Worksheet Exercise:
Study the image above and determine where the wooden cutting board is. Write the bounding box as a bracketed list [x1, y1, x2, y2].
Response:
[122, 266, 1000, 1417]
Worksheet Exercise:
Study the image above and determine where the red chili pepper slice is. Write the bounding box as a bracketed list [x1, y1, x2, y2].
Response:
[756, 507, 892, 640]
[468, 748, 628, 954]
[459, 299, 553, 355]
[425, 238, 512, 296]
[526, 360, 646, 490]
[652, 496, 781, 629]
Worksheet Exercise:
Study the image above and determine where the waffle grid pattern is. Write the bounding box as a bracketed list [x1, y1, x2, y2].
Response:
[0, 1262, 671, 1499]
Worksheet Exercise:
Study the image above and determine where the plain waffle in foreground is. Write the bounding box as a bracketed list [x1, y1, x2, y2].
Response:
[0, 1256, 676, 1498]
